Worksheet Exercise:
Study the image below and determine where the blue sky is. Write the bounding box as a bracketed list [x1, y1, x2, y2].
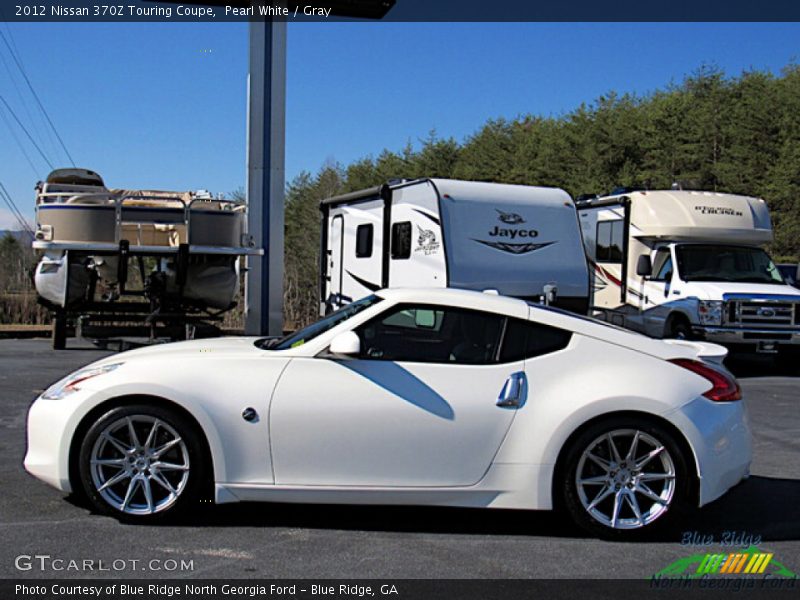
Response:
[1, 21, 799, 229]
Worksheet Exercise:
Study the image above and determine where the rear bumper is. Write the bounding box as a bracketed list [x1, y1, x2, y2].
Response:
[695, 326, 800, 347]
[669, 396, 752, 506]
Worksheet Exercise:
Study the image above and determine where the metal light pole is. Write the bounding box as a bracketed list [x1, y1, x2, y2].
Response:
[244, 18, 287, 336]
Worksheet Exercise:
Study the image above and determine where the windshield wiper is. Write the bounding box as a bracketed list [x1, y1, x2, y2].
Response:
[733, 277, 779, 284]
[255, 337, 282, 349]
[685, 276, 730, 282]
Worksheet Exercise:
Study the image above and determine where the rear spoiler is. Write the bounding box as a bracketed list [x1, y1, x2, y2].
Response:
[662, 340, 728, 366]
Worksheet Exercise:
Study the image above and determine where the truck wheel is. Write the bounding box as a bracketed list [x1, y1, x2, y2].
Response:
[52, 313, 67, 350]
[666, 316, 691, 340]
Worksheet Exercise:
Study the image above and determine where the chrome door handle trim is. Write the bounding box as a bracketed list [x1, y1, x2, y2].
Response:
[497, 371, 527, 408]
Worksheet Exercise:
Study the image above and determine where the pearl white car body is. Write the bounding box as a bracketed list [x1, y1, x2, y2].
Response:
[24, 288, 752, 536]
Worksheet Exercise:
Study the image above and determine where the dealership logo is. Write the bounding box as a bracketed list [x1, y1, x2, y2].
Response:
[415, 226, 440, 255]
[495, 209, 526, 225]
[653, 546, 797, 580]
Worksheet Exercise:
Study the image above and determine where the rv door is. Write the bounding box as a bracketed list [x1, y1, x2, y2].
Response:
[326, 215, 345, 313]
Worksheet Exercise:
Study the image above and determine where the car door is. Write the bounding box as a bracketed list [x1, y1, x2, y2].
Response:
[268, 303, 528, 487]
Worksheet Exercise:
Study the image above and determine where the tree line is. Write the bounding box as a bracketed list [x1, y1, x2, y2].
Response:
[283, 64, 800, 326]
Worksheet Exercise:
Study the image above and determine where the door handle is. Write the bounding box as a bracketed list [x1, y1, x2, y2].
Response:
[497, 371, 527, 408]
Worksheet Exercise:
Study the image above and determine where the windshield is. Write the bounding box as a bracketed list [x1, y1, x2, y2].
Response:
[265, 295, 382, 350]
[675, 245, 784, 284]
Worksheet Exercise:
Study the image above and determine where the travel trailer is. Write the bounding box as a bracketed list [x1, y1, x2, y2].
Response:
[320, 178, 590, 314]
[32, 168, 260, 349]
[577, 189, 800, 354]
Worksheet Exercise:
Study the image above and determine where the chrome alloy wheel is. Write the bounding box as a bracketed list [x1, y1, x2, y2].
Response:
[89, 415, 190, 515]
[575, 429, 676, 530]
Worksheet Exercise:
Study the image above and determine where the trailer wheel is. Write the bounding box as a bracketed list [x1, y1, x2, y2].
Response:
[52, 313, 67, 350]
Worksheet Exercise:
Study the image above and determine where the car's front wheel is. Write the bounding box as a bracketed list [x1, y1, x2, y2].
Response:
[560, 418, 693, 539]
[78, 404, 208, 521]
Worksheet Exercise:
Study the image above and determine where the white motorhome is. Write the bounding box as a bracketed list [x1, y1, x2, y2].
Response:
[320, 178, 590, 314]
[577, 189, 800, 354]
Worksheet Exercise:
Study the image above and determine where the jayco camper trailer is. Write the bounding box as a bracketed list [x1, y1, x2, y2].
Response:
[320, 178, 589, 314]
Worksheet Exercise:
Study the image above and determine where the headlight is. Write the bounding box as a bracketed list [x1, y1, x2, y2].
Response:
[41, 363, 123, 400]
[698, 300, 723, 326]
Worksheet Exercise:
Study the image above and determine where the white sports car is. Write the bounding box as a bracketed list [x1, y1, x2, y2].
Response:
[25, 288, 751, 538]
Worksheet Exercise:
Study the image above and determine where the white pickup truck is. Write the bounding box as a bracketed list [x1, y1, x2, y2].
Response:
[577, 189, 800, 358]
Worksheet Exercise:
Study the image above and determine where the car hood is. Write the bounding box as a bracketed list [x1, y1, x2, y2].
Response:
[93, 337, 267, 366]
[685, 281, 800, 300]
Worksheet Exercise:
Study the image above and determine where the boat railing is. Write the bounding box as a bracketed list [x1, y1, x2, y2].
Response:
[36, 191, 251, 251]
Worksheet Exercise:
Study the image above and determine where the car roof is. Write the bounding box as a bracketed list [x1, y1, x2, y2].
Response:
[375, 287, 529, 314]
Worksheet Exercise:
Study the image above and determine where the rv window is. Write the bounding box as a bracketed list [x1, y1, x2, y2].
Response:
[391, 221, 412, 259]
[596, 220, 624, 263]
[499, 319, 572, 363]
[355, 224, 373, 258]
[651, 249, 673, 281]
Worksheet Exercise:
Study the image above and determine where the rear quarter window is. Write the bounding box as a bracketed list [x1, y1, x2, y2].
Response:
[500, 319, 572, 362]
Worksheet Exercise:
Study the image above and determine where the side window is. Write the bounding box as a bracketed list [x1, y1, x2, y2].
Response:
[499, 319, 572, 362]
[390, 221, 412, 259]
[596, 220, 623, 263]
[355, 224, 373, 258]
[356, 304, 504, 364]
[651, 249, 673, 281]
[381, 308, 444, 330]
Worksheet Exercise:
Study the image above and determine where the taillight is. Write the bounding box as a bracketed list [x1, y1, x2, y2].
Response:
[669, 358, 742, 402]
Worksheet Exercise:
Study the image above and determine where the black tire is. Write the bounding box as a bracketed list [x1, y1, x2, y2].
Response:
[666, 315, 692, 340]
[559, 416, 694, 540]
[776, 348, 799, 376]
[52, 313, 67, 350]
[77, 404, 210, 522]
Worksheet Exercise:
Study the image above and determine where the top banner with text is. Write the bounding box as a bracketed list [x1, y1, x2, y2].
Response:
[3, 0, 800, 22]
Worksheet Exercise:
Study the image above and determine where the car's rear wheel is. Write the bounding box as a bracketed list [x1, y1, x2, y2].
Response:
[78, 404, 208, 521]
[560, 418, 693, 539]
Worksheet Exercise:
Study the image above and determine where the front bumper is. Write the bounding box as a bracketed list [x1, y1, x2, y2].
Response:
[669, 395, 752, 507]
[694, 326, 800, 347]
[23, 392, 92, 493]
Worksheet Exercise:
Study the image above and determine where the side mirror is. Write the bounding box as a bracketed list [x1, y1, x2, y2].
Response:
[329, 331, 361, 357]
[636, 255, 653, 277]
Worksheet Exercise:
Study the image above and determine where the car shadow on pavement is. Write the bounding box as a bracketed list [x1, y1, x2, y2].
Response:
[725, 354, 799, 378]
[683, 475, 800, 542]
[114, 475, 798, 542]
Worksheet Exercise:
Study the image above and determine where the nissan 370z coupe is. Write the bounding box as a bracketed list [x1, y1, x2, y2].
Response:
[24, 288, 751, 538]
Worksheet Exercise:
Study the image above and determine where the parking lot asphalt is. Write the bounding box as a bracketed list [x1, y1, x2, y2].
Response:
[1, 338, 798, 579]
